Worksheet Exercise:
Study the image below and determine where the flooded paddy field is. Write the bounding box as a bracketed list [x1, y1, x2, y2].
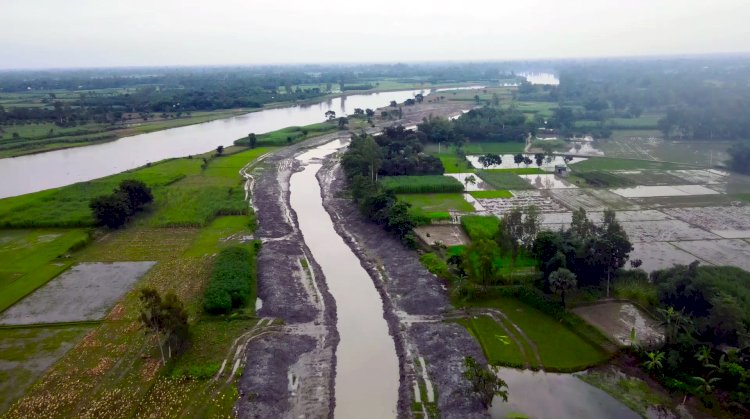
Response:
[628, 242, 705, 273]
[573, 302, 663, 347]
[489, 367, 638, 419]
[611, 184, 719, 198]
[597, 136, 732, 166]
[466, 154, 586, 170]
[671, 239, 750, 272]
[620, 219, 721, 243]
[519, 174, 578, 189]
[444, 172, 491, 191]
[663, 206, 750, 239]
[0, 262, 155, 325]
[548, 188, 638, 211]
[478, 190, 566, 217]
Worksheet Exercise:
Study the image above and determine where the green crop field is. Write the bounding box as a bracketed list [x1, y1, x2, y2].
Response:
[458, 316, 530, 368]
[0, 229, 91, 313]
[435, 154, 475, 173]
[571, 157, 690, 172]
[381, 175, 463, 194]
[477, 170, 534, 190]
[399, 193, 475, 213]
[464, 297, 609, 371]
[424, 141, 525, 155]
[0, 147, 272, 229]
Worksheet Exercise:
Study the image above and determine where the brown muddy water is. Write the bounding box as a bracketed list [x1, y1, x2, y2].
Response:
[0, 89, 426, 199]
[290, 140, 399, 418]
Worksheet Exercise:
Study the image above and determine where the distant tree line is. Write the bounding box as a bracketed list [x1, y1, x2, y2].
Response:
[417, 106, 535, 146]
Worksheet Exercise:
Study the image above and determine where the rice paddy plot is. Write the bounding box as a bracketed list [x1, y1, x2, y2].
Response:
[398, 193, 475, 213]
[662, 206, 750, 239]
[0, 262, 156, 325]
[548, 188, 638, 211]
[628, 242, 705, 273]
[610, 185, 720, 198]
[0, 229, 91, 313]
[671, 239, 750, 272]
[621, 219, 722, 243]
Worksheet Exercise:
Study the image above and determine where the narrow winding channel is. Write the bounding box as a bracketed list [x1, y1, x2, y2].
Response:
[0, 89, 426, 199]
[290, 139, 399, 418]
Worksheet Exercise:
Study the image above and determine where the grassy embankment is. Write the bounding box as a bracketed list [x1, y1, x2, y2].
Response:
[0, 144, 272, 417]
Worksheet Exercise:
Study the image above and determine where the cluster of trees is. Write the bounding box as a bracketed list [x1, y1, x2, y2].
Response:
[341, 134, 418, 247]
[638, 263, 750, 411]
[89, 179, 153, 228]
[203, 246, 256, 314]
[555, 58, 750, 141]
[139, 288, 190, 365]
[532, 208, 633, 300]
[418, 107, 534, 146]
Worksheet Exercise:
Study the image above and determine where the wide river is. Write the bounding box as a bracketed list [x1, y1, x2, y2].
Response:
[290, 139, 399, 418]
[0, 89, 426, 199]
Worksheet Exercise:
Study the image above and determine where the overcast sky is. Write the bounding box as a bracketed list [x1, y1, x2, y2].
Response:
[1, 0, 748, 69]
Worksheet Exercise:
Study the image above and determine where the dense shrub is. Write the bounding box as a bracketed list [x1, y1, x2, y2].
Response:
[89, 179, 153, 228]
[461, 215, 500, 241]
[203, 246, 255, 314]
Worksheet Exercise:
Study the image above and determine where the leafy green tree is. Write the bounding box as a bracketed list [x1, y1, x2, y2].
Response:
[139, 288, 190, 365]
[463, 356, 508, 408]
[117, 179, 153, 213]
[477, 153, 502, 168]
[549, 268, 577, 307]
[464, 174, 477, 189]
[216, 145, 224, 155]
[338, 116, 348, 129]
[534, 153, 545, 167]
[513, 153, 524, 167]
[90, 192, 130, 228]
[247, 133, 257, 149]
[462, 239, 500, 291]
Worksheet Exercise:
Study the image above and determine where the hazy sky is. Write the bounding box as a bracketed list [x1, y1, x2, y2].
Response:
[1, 0, 748, 69]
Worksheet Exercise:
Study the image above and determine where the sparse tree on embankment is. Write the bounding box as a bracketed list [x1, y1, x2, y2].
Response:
[463, 356, 508, 408]
[139, 287, 190, 365]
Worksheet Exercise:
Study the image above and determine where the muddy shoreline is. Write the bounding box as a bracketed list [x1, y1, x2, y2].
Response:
[319, 161, 490, 418]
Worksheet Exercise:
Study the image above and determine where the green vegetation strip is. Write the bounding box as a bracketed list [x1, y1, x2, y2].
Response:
[457, 316, 527, 369]
[571, 157, 693, 171]
[203, 246, 257, 314]
[476, 170, 533, 190]
[435, 155, 475, 174]
[398, 193, 475, 213]
[381, 175, 463, 194]
[469, 190, 512, 199]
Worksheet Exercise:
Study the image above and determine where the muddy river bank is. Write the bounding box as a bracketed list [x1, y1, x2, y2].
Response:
[236, 99, 477, 418]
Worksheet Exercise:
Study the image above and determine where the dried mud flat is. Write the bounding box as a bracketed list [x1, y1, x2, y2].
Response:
[0, 261, 155, 325]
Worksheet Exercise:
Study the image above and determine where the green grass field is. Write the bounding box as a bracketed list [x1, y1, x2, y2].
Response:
[0, 229, 90, 313]
[0, 147, 272, 229]
[381, 175, 463, 194]
[399, 193, 475, 213]
[571, 157, 690, 172]
[458, 316, 529, 368]
[436, 154, 475, 173]
[476, 170, 534, 190]
[424, 141, 525, 155]
[568, 171, 636, 188]
[469, 190, 513, 199]
[465, 297, 609, 371]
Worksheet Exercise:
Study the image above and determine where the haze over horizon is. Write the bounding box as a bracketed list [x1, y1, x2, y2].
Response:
[2, 0, 749, 70]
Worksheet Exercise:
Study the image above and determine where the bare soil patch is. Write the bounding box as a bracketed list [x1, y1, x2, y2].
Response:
[573, 302, 663, 347]
[414, 225, 470, 247]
